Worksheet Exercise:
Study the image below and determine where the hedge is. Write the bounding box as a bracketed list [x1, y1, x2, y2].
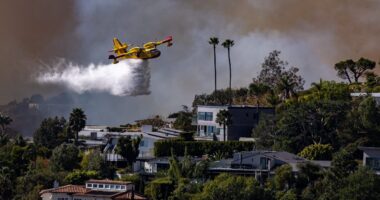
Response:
[154, 140, 256, 157]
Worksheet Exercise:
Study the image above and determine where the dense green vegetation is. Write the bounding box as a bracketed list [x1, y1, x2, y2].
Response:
[0, 108, 114, 199]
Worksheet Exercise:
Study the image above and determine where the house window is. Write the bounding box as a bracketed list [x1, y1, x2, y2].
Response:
[98, 184, 104, 189]
[198, 112, 206, 120]
[366, 158, 380, 170]
[90, 132, 97, 139]
[93, 184, 98, 188]
[86, 183, 92, 188]
[116, 185, 121, 189]
[110, 184, 115, 189]
[121, 185, 126, 190]
[260, 157, 268, 169]
[105, 184, 110, 189]
[205, 112, 213, 121]
[198, 112, 213, 121]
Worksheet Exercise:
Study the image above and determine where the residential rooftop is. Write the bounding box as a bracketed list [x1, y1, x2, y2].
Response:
[87, 179, 132, 185]
[196, 105, 274, 109]
[40, 179, 146, 200]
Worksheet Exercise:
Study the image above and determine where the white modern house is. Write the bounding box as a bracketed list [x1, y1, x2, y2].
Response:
[195, 105, 275, 141]
[196, 106, 226, 140]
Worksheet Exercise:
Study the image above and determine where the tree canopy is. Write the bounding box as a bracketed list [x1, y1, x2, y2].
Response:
[33, 117, 67, 149]
[115, 135, 141, 167]
[68, 108, 86, 144]
[334, 58, 376, 83]
[50, 143, 80, 172]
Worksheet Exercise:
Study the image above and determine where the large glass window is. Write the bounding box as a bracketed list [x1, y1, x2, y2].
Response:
[205, 112, 213, 121]
[198, 112, 213, 121]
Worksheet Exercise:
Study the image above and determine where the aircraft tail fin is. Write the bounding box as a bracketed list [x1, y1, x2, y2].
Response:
[111, 38, 128, 55]
[162, 36, 173, 47]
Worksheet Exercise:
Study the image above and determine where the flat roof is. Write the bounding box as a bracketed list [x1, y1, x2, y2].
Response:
[359, 146, 380, 151]
[86, 179, 132, 185]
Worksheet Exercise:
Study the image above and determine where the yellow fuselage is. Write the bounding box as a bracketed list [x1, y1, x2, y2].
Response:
[122, 45, 161, 60]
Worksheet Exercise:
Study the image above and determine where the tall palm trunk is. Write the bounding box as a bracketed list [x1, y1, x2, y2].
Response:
[227, 47, 232, 105]
[213, 45, 217, 97]
[75, 131, 78, 144]
[223, 123, 226, 141]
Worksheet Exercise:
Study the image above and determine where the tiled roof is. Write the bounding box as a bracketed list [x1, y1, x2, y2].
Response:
[87, 179, 132, 185]
[40, 185, 88, 194]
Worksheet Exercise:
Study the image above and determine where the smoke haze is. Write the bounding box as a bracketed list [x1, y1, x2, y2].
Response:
[1, 0, 380, 127]
[37, 60, 150, 96]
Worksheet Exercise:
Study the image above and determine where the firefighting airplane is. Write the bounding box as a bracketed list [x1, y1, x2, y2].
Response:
[108, 36, 173, 64]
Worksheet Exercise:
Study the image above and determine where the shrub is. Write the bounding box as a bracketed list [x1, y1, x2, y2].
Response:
[144, 177, 174, 200]
[64, 170, 99, 185]
[298, 143, 333, 160]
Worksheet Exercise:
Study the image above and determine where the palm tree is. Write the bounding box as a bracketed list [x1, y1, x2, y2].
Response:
[216, 110, 232, 141]
[69, 108, 86, 144]
[0, 113, 12, 135]
[222, 39, 235, 105]
[277, 75, 297, 100]
[209, 37, 219, 99]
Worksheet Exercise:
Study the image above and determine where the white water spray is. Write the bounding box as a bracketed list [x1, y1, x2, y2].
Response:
[36, 59, 150, 96]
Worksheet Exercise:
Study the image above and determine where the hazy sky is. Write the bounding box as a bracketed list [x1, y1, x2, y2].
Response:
[1, 0, 380, 125]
